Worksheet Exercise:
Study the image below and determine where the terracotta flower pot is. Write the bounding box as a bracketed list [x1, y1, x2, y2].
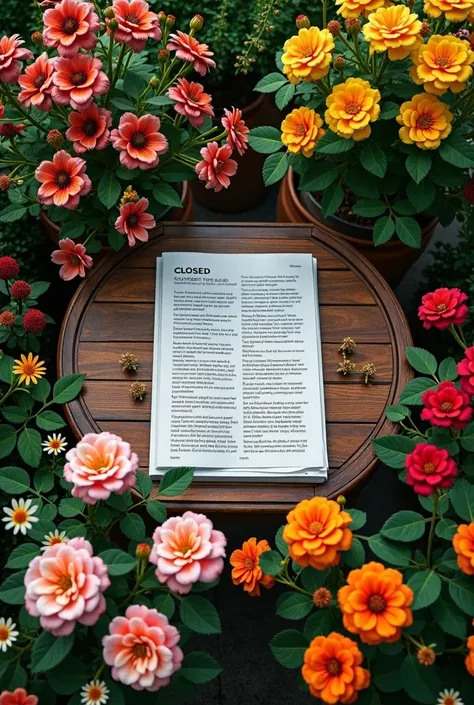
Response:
[277, 168, 437, 288]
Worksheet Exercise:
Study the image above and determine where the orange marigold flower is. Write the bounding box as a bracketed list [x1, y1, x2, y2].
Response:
[466, 635, 474, 676]
[230, 537, 275, 597]
[453, 522, 474, 575]
[325, 77, 381, 141]
[424, 0, 474, 21]
[281, 107, 325, 158]
[302, 632, 370, 704]
[313, 587, 332, 608]
[396, 93, 453, 150]
[410, 35, 474, 95]
[281, 27, 335, 84]
[336, 0, 385, 20]
[283, 497, 352, 570]
[362, 5, 422, 60]
[338, 562, 413, 645]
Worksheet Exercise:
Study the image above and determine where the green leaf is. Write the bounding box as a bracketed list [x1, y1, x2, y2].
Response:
[399, 377, 436, 405]
[6, 543, 40, 569]
[393, 199, 417, 216]
[98, 172, 121, 209]
[61, 220, 85, 240]
[276, 593, 313, 620]
[36, 411, 65, 431]
[146, 500, 167, 523]
[30, 379, 51, 403]
[270, 629, 309, 668]
[352, 199, 387, 218]
[34, 467, 54, 493]
[406, 152, 432, 183]
[419, 492, 449, 515]
[395, 216, 421, 248]
[158, 466, 194, 496]
[360, 142, 387, 178]
[381, 510, 426, 542]
[373, 652, 404, 693]
[367, 534, 411, 567]
[385, 404, 410, 422]
[122, 70, 147, 98]
[438, 357, 458, 381]
[275, 525, 289, 556]
[152, 592, 175, 619]
[461, 421, 474, 451]
[1, 406, 28, 424]
[407, 179, 435, 212]
[136, 472, 153, 498]
[53, 374, 84, 404]
[449, 574, 474, 615]
[345, 166, 380, 198]
[153, 182, 182, 208]
[49, 656, 89, 695]
[435, 518, 458, 540]
[0, 571, 26, 604]
[146, 95, 174, 107]
[348, 509, 367, 530]
[321, 182, 343, 219]
[407, 570, 441, 610]
[29, 281, 50, 298]
[380, 101, 400, 120]
[372, 435, 416, 468]
[180, 596, 221, 634]
[159, 162, 195, 182]
[259, 550, 283, 576]
[111, 97, 135, 111]
[108, 230, 125, 252]
[0, 425, 17, 459]
[300, 567, 328, 592]
[180, 652, 222, 684]
[0, 203, 28, 222]
[18, 427, 42, 467]
[439, 133, 474, 168]
[317, 132, 354, 154]
[344, 537, 365, 568]
[262, 152, 289, 186]
[373, 216, 395, 246]
[99, 549, 137, 576]
[275, 82, 295, 109]
[0, 466, 30, 494]
[450, 478, 474, 521]
[303, 610, 338, 640]
[58, 497, 84, 518]
[299, 161, 341, 191]
[401, 654, 441, 704]
[254, 72, 287, 93]
[31, 632, 75, 673]
[0, 355, 14, 384]
[120, 513, 146, 541]
[248, 126, 283, 154]
[405, 347, 437, 376]
[431, 591, 467, 639]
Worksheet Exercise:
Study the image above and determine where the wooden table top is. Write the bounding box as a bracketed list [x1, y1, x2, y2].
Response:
[58, 222, 412, 514]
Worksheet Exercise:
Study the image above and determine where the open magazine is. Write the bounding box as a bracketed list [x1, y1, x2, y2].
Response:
[149, 252, 328, 482]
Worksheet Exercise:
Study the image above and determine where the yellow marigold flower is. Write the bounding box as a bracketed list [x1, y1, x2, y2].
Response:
[282, 27, 334, 84]
[396, 93, 453, 149]
[12, 353, 46, 386]
[281, 107, 325, 157]
[362, 5, 423, 60]
[410, 34, 474, 94]
[424, 0, 474, 22]
[325, 77, 381, 141]
[336, 0, 385, 19]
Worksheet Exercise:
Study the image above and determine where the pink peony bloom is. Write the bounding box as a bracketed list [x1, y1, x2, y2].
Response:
[168, 78, 214, 128]
[418, 287, 469, 330]
[64, 431, 138, 504]
[110, 112, 168, 170]
[458, 346, 474, 395]
[51, 238, 93, 280]
[222, 107, 249, 156]
[150, 511, 226, 594]
[43, 0, 100, 57]
[36, 150, 92, 210]
[167, 31, 216, 75]
[0, 35, 33, 84]
[24, 537, 110, 636]
[109, 0, 161, 52]
[421, 380, 473, 429]
[52, 54, 109, 110]
[0, 690, 38, 705]
[195, 141, 237, 193]
[18, 53, 55, 112]
[66, 103, 112, 153]
[115, 197, 156, 246]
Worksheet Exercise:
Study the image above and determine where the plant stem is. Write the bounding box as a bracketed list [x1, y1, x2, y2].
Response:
[322, 0, 327, 27]
[0, 85, 49, 134]
[426, 492, 439, 568]
[449, 324, 467, 350]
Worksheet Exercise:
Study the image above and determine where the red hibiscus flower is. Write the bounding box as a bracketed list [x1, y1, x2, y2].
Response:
[418, 287, 469, 330]
[18, 53, 55, 112]
[195, 141, 237, 192]
[421, 380, 473, 429]
[43, 0, 100, 57]
[110, 112, 168, 170]
[109, 0, 161, 52]
[51, 237, 93, 280]
[167, 31, 216, 75]
[66, 104, 111, 153]
[405, 443, 458, 496]
[52, 54, 109, 110]
[0, 689, 38, 705]
[222, 107, 249, 156]
[168, 78, 214, 128]
[35, 149, 92, 209]
[115, 197, 156, 246]
[458, 346, 474, 395]
[0, 35, 33, 84]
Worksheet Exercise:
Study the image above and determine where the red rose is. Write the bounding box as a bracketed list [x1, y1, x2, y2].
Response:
[458, 346, 474, 396]
[421, 381, 472, 429]
[405, 443, 458, 496]
[418, 288, 468, 330]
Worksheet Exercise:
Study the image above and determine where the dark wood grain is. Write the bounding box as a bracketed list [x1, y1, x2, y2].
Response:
[58, 222, 413, 513]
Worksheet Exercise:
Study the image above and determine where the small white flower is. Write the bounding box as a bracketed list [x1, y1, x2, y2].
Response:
[437, 689, 464, 705]
[2, 497, 39, 535]
[81, 680, 109, 705]
[41, 433, 68, 455]
[0, 618, 18, 652]
[41, 529, 67, 551]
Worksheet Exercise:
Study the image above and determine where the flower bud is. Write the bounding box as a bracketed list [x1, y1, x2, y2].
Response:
[136, 543, 151, 560]
[470, 31, 474, 50]
[108, 18, 119, 32]
[166, 14, 175, 28]
[157, 10, 166, 25]
[345, 17, 361, 35]
[47, 129, 63, 149]
[296, 14, 311, 30]
[313, 587, 332, 608]
[336, 495, 346, 507]
[190, 14, 204, 31]
[327, 20, 341, 37]
[334, 56, 345, 71]
[0, 175, 12, 192]
[31, 31, 43, 45]
[417, 647, 436, 667]
[121, 185, 139, 205]
[455, 28, 470, 41]
[158, 48, 169, 63]
[149, 76, 159, 88]
[104, 6, 115, 18]
[420, 21, 431, 37]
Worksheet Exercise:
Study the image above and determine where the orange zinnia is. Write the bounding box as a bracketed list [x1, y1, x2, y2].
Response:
[410, 35, 474, 95]
[282, 27, 334, 84]
[338, 561, 413, 645]
[281, 107, 325, 158]
[397, 93, 453, 150]
[283, 497, 352, 570]
[453, 522, 474, 575]
[230, 537, 275, 596]
[466, 635, 474, 676]
[302, 632, 370, 704]
[325, 77, 381, 141]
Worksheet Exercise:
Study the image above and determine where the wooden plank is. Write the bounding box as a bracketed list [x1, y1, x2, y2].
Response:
[80, 303, 390, 343]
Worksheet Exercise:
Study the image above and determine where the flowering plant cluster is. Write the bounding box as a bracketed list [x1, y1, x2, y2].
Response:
[0, 0, 248, 280]
[249, 3, 474, 248]
[230, 292, 474, 704]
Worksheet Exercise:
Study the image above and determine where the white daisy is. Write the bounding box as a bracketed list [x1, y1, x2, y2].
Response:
[2, 498, 39, 535]
[41, 433, 68, 455]
[437, 689, 464, 705]
[81, 680, 109, 705]
[0, 618, 18, 652]
[41, 529, 67, 551]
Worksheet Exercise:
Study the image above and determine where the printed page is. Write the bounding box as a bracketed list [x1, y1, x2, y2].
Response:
[153, 252, 325, 471]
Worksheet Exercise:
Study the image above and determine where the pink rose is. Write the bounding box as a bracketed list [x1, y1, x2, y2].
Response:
[24, 537, 110, 636]
[102, 604, 183, 691]
[64, 431, 138, 504]
[150, 511, 226, 594]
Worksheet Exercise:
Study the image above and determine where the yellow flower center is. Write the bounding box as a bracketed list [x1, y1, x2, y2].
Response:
[50, 536, 62, 545]
[326, 658, 342, 676]
[0, 627, 10, 642]
[423, 462, 436, 475]
[244, 557, 256, 570]
[416, 114, 434, 130]
[441, 401, 453, 411]
[88, 686, 103, 702]
[295, 124, 306, 136]
[436, 56, 450, 68]
[58, 574, 72, 591]
[437, 303, 447, 311]
[13, 509, 27, 524]
[133, 643, 149, 659]
[345, 102, 360, 115]
[368, 594, 386, 614]
[309, 521, 324, 536]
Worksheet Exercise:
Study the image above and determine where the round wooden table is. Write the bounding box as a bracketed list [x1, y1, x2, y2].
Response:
[58, 222, 412, 514]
